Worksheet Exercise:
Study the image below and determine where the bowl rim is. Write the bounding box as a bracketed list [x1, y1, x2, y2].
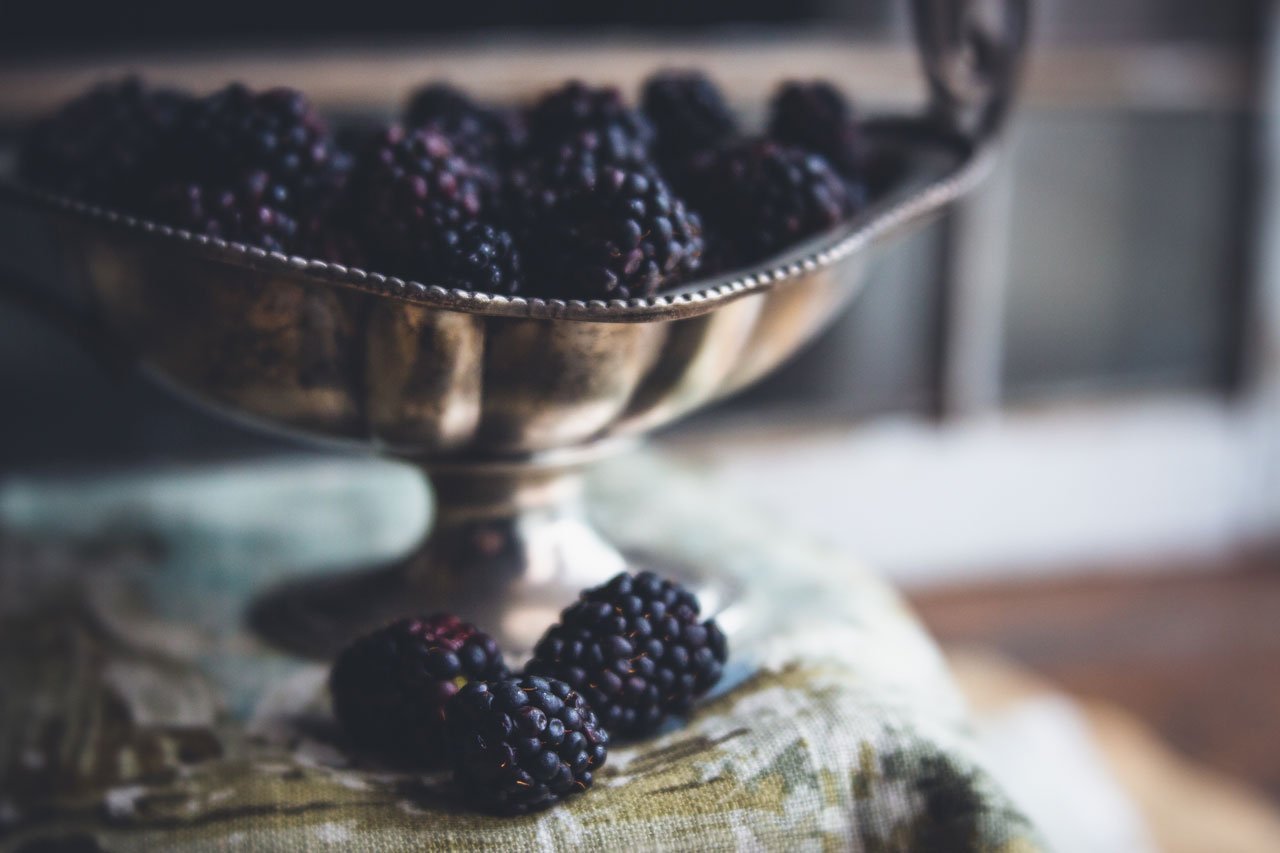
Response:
[0, 120, 996, 324]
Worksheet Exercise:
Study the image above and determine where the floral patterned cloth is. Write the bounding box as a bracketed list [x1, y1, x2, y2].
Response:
[0, 454, 1043, 851]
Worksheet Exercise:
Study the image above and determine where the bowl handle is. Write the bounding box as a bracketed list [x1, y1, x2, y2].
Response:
[911, 0, 1030, 144]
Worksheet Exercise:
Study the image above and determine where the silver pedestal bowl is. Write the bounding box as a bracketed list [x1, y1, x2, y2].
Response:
[0, 0, 1026, 658]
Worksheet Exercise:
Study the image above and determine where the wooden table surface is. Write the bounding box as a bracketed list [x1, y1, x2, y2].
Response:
[910, 549, 1280, 804]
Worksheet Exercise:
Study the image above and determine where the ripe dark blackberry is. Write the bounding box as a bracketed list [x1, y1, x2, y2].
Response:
[447, 675, 608, 815]
[329, 613, 508, 766]
[768, 80, 867, 181]
[641, 70, 738, 167]
[344, 126, 488, 275]
[148, 170, 300, 254]
[533, 124, 652, 173]
[404, 82, 526, 168]
[520, 157, 703, 300]
[301, 219, 366, 267]
[527, 81, 655, 162]
[685, 138, 855, 266]
[20, 77, 189, 209]
[170, 83, 347, 214]
[526, 571, 727, 737]
[429, 220, 523, 293]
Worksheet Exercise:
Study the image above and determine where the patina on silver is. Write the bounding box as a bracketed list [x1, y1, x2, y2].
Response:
[0, 0, 1027, 657]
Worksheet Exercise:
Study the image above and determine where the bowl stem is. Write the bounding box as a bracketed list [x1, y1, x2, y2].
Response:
[248, 446, 628, 660]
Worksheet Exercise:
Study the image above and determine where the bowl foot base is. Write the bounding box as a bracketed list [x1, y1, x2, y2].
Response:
[249, 455, 742, 660]
[248, 536, 742, 662]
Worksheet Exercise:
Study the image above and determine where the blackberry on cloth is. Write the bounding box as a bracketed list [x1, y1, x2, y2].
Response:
[526, 571, 727, 737]
[329, 613, 508, 766]
[447, 676, 609, 815]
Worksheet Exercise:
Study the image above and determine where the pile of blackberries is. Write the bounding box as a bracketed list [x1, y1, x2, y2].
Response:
[328, 571, 728, 815]
[20, 72, 874, 298]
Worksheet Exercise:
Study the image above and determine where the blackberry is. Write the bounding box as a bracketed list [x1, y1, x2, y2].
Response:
[532, 124, 652, 173]
[520, 156, 703, 300]
[148, 170, 300, 254]
[641, 70, 737, 168]
[344, 126, 488, 275]
[404, 82, 526, 167]
[695, 223, 744, 278]
[768, 80, 867, 181]
[404, 82, 477, 132]
[447, 676, 608, 815]
[170, 83, 347, 214]
[429, 220, 523, 294]
[526, 571, 727, 737]
[685, 138, 854, 266]
[527, 81, 654, 161]
[329, 613, 508, 766]
[300, 219, 366, 267]
[20, 77, 189, 209]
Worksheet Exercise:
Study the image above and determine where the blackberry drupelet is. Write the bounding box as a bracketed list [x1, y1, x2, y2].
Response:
[526, 571, 727, 737]
[520, 155, 703, 300]
[447, 676, 608, 815]
[300, 219, 366, 267]
[148, 170, 300, 254]
[344, 126, 488, 276]
[430, 220, 523, 294]
[527, 81, 655, 162]
[171, 83, 347, 214]
[685, 138, 854, 266]
[20, 77, 189, 209]
[329, 613, 508, 766]
[641, 70, 738, 168]
[533, 124, 652, 173]
[767, 80, 867, 181]
[404, 82, 480, 137]
[404, 82, 526, 168]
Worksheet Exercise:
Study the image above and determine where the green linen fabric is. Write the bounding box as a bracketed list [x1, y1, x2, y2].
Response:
[0, 455, 1043, 852]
